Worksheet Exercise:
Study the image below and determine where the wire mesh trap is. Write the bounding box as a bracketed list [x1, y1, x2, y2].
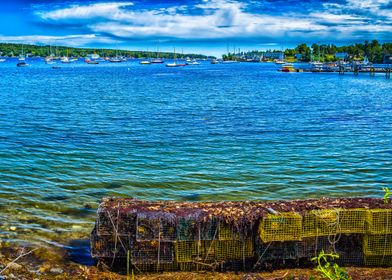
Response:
[91, 197, 392, 272]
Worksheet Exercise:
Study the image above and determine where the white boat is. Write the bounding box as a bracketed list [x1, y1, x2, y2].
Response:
[166, 48, 186, 67]
[274, 60, 286, 65]
[87, 54, 100, 60]
[140, 60, 151, 65]
[0, 58, 6, 63]
[363, 56, 369, 66]
[152, 40, 164, 63]
[186, 59, 200, 65]
[211, 59, 219, 64]
[222, 60, 237, 64]
[110, 57, 122, 63]
[61, 57, 70, 63]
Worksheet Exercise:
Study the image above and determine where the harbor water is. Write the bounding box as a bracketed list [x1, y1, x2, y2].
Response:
[0, 59, 391, 247]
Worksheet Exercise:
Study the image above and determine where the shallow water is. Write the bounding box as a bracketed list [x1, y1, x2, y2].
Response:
[0, 58, 391, 246]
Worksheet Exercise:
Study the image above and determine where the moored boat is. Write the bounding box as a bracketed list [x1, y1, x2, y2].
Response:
[151, 59, 164, 64]
[140, 60, 151, 65]
[281, 63, 295, 72]
[85, 59, 99, 64]
[17, 61, 28, 67]
[186, 59, 200, 65]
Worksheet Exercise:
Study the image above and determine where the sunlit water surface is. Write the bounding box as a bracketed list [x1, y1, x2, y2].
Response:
[0, 59, 391, 247]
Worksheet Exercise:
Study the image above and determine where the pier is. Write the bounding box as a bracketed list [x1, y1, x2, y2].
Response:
[280, 64, 391, 79]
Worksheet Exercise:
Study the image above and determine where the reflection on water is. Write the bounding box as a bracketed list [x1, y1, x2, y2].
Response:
[0, 59, 391, 247]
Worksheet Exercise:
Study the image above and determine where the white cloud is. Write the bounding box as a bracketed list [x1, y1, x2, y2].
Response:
[38, 2, 134, 21]
[34, 0, 392, 42]
[0, 34, 114, 46]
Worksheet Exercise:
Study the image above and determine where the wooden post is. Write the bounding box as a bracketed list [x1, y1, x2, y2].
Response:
[370, 67, 375, 77]
[353, 64, 359, 76]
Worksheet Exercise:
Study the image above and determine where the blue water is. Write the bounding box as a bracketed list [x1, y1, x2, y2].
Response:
[0, 58, 391, 246]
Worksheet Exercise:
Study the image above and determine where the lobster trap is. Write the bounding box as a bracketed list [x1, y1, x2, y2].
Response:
[91, 197, 392, 272]
[367, 209, 392, 234]
[259, 212, 302, 242]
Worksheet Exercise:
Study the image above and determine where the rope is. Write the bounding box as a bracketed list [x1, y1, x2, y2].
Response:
[205, 222, 218, 263]
[253, 242, 271, 269]
[382, 211, 389, 263]
[157, 218, 161, 272]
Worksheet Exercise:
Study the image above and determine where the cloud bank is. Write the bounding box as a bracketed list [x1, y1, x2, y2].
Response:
[1, 0, 391, 48]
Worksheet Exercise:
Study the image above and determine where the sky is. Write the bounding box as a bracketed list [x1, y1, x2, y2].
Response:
[0, 0, 391, 56]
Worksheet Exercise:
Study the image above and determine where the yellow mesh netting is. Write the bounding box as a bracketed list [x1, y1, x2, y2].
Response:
[215, 239, 254, 260]
[363, 234, 392, 256]
[367, 209, 392, 234]
[259, 212, 302, 242]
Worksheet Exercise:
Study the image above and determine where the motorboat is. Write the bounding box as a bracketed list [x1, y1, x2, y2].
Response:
[281, 63, 295, 72]
[61, 57, 70, 63]
[17, 61, 28, 67]
[274, 60, 286, 65]
[186, 59, 200, 65]
[85, 59, 99, 64]
[151, 59, 164, 64]
[140, 60, 152, 65]
[109, 57, 122, 63]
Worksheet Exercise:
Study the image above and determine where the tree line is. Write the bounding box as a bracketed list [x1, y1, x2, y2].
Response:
[285, 40, 392, 63]
[226, 40, 392, 63]
[0, 43, 211, 59]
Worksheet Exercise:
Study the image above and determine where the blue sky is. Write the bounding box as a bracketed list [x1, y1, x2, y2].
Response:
[1, 0, 391, 56]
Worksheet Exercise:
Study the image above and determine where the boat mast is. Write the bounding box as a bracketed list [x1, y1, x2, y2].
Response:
[156, 40, 160, 59]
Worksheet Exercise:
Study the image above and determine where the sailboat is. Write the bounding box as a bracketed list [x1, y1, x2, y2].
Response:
[166, 48, 186, 67]
[186, 58, 201, 65]
[363, 56, 369, 65]
[151, 41, 164, 63]
[17, 45, 29, 67]
[61, 50, 71, 63]
[110, 44, 123, 62]
[140, 49, 152, 65]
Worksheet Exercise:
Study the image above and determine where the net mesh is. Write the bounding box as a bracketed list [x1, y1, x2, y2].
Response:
[218, 223, 241, 241]
[364, 255, 392, 267]
[257, 241, 299, 260]
[363, 234, 392, 256]
[177, 218, 218, 241]
[259, 212, 302, 242]
[215, 239, 254, 260]
[174, 240, 216, 263]
[131, 241, 174, 264]
[367, 209, 392, 234]
[136, 216, 176, 242]
[92, 198, 392, 272]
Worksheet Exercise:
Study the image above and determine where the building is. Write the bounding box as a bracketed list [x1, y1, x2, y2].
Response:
[384, 54, 392, 64]
[335, 52, 348, 60]
[263, 51, 284, 60]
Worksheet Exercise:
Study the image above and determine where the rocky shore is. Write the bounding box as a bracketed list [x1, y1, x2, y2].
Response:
[1, 241, 392, 280]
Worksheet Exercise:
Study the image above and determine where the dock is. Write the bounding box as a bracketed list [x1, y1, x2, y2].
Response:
[279, 64, 391, 78]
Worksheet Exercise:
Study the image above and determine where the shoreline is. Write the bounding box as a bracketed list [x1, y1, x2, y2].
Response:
[2, 242, 392, 279]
